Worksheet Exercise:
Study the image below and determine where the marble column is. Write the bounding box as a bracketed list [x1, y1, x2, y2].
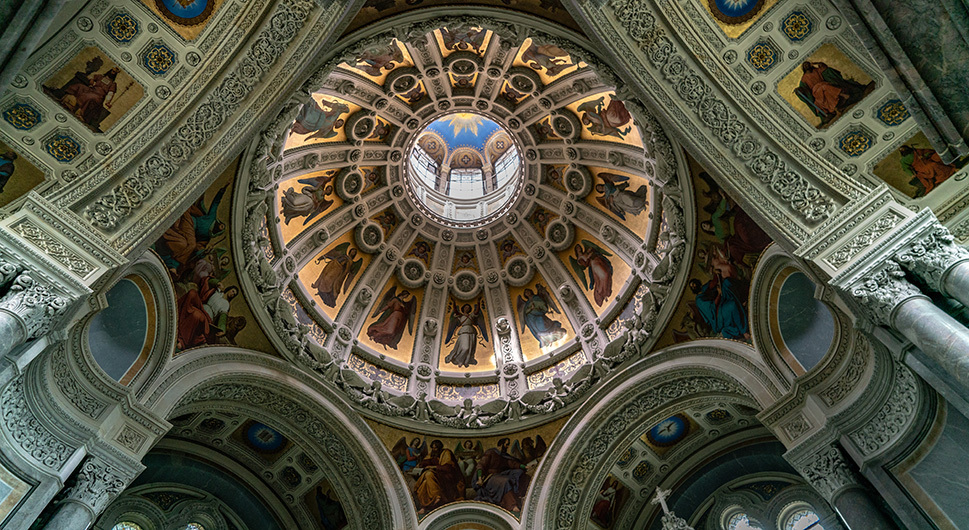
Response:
[796, 446, 897, 530]
[895, 222, 969, 309]
[0, 272, 68, 358]
[847, 260, 969, 396]
[45, 458, 131, 530]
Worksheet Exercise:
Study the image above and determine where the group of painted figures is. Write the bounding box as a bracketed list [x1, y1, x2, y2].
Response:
[392, 435, 547, 515]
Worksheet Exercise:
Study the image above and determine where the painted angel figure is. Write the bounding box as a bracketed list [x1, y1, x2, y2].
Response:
[444, 300, 488, 368]
[454, 439, 482, 484]
[291, 98, 349, 140]
[441, 27, 487, 53]
[595, 172, 648, 220]
[392, 436, 427, 474]
[569, 240, 615, 307]
[521, 42, 573, 76]
[576, 97, 633, 139]
[366, 286, 417, 350]
[280, 171, 337, 225]
[353, 43, 405, 76]
[311, 242, 362, 307]
[517, 284, 567, 348]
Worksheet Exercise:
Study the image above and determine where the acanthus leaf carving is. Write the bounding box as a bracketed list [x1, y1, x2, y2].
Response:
[0, 272, 70, 340]
[844, 260, 923, 326]
[795, 445, 858, 502]
[895, 222, 969, 294]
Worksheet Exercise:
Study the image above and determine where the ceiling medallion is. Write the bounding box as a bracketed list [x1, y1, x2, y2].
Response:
[235, 15, 688, 432]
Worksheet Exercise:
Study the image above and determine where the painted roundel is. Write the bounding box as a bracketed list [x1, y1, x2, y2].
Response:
[155, 0, 215, 26]
[646, 414, 689, 447]
[246, 422, 286, 452]
[709, 0, 766, 24]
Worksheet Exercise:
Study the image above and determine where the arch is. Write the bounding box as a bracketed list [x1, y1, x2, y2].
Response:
[142, 348, 417, 529]
[523, 340, 783, 529]
[420, 503, 519, 530]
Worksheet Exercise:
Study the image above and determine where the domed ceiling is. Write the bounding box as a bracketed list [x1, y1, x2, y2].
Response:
[235, 22, 691, 431]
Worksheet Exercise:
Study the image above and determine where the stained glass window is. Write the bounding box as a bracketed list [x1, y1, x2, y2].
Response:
[726, 512, 763, 530]
[184, 524, 205, 530]
[111, 524, 143, 530]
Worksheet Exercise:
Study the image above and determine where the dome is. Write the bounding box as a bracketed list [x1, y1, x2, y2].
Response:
[236, 23, 688, 431]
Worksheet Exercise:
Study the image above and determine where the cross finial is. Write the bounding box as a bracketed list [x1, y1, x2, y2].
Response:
[651, 487, 672, 514]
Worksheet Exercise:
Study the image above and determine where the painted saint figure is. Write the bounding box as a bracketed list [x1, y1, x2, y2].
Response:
[689, 276, 749, 341]
[591, 477, 620, 528]
[474, 438, 529, 512]
[569, 240, 615, 307]
[517, 284, 567, 348]
[367, 286, 417, 350]
[413, 440, 464, 514]
[291, 98, 349, 140]
[44, 60, 124, 131]
[314, 486, 347, 530]
[311, 242, 363, 307]
[443, 300, 488, 368]
[0, 150, 17, 194]
[595, 172, 648, 219]
[899, 145, 959, 197]
[795, 61, 875, 127]
[521, 42, 573, 76]
[576, 97, 633, 139]
[280, 171, 337, 225]
[176, 282, 241, 349]
[155, 184, 228, 272]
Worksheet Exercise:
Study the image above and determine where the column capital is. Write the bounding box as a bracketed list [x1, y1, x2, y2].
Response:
[895, 219, 969, 295]
[793, 445, 861, 502]
[0, 273, 70, 340]
[63, 457, 134, 517]
[841, 260, 925, 327]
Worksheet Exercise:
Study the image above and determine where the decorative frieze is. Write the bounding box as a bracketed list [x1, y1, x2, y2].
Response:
[795, 445, 859, 501]
[0, 272, 70, 340]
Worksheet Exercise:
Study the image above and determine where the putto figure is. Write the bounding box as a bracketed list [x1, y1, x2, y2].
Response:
[444, 300, 488, 368]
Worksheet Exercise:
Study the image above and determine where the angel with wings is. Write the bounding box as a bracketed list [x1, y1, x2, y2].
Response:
[392, 436, 426, 474]
[576, 96, 633, 139]
[455, 440, 483, 483]
[311, 242, 362, 308]
[443, 300, 488, 368]
[595, 172, 648, 220]
[367, 286, 417, 350]
[517, 284, 566, 348]
[569, 240, 615, 307]
[280, 171, 337, 225]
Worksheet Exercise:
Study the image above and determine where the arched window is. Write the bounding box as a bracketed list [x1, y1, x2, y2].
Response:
[725, 511, 763, 530]
[184, 524, 205, 530]
[111, 524, 143, 530]
[784, 508, 823, 530]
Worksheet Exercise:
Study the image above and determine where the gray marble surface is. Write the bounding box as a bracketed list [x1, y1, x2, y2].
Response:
[909, 407, 969, 529]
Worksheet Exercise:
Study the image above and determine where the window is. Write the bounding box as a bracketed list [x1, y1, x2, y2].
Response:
[184, 524, 205, 530]
[725, 512, 763, 530]
[111, 524, 143, 530]
[784, 509, 823, 530]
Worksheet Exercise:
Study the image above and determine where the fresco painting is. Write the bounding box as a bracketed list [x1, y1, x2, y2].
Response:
[587, 167, 650, 235]
[560, 228, 631, 315]
[232, 419, 291, 463]
[590, 475, 629, 529]
[527, 205, 557, 236]
[42, 47, 143, 133]
[500, 79, 531, 105]
[778, 43, 875, 130]
[453, 247, 479, 273]
[0, 140, 44, 208]
[285, 94, 357, 149]
[511, 275, 574, 360]
[298, 232, 370, 321]
[565, 93, 641, 146]
[372, 208, 402, 237]
[440, 295, 494, 372]
[640, 413, 697, 457]
[514, 38, 580, 84]
[302, 479, 348, 530]
[396, 80, 429, 106]
[141, 0, 225, 40]
[495, 234, 525, 266]
[662, 157, 772, 345]
[872, 131, 965, 198]
[367, 417, 566, 520]
[543, 164, 567, 192]
[436, 27, 491, 57]
[340, 40, 414, 84]
[405, 237, 434, 266]
[153, 160, 272, 353]
[359, 278, 423, 363]
[359, 166, 385, 194]
[277, 169, 343, 243]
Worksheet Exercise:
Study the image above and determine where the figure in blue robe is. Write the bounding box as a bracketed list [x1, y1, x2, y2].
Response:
[690, 277, 748, 340]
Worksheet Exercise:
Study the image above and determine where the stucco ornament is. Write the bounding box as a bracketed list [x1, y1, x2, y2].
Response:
[0, 272, 69, 339]
[65, 458, 133, 515]
[795, 445, 858, 501]
[895, 222, 969, 294]
[846, 260, 924, 326]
